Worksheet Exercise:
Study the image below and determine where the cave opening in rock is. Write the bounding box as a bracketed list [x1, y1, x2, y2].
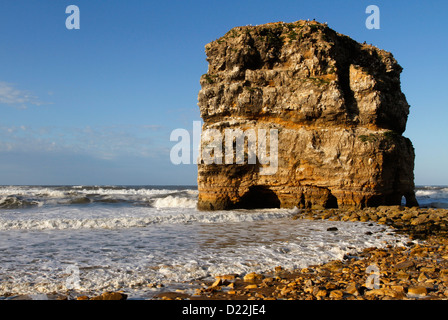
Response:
[325, 193, 339, 209]
[404, 192, 419, 208]
[236, 186, 280, 209]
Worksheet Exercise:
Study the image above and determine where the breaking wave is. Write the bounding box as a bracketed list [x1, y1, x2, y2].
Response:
[151, 195, 197, 208]
[0, 185, 199, 210]
[415, 186, 448, 199]
[415, 186, 448, 208]
[0, 209, 293, 231]
[0, 196, 41, 209]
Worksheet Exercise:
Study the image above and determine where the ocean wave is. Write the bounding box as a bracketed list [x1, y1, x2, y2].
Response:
[0, 186, 189, 198]
[0, 196, 41, 210]
[416, 187, 448, 199]
[0, 186, 199, 209]
[0, 187, 67, 198]
[151, 196, 197, 208]
[0, 209, 293, 231]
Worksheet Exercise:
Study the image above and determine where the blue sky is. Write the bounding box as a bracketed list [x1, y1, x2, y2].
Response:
[0, 0, 446, 186]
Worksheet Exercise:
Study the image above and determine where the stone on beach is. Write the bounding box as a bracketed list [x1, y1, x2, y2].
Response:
[76, 292, 128, 300]
[243, 272, 265, 282]
[407, 286, 427, 297]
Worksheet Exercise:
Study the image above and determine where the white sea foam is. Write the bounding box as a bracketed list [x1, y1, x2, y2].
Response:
[152, 195, 198, 208]
[0, 208, 292, 231]
[0, 187, 67, 198]
[0, 216, 411, 299]
[0, 186, 186, 198]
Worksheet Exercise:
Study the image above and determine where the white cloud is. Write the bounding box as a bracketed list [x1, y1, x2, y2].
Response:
[0, 124, 169, 160]
[0, 81, 45, 109]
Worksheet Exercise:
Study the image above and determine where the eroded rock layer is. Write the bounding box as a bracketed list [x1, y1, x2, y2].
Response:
[197, 20, 417, 210]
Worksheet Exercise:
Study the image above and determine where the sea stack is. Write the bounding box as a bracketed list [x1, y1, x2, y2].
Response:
[197, 20, 418, 210]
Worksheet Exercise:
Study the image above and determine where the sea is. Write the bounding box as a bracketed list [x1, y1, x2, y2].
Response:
[0, 185, 446, 299]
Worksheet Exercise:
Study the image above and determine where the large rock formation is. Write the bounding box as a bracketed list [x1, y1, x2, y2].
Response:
[197, 20, 418, 210]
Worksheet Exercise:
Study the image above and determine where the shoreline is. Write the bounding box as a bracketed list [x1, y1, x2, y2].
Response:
[157, 206, 448, 301]
[3, 206, 448, 300]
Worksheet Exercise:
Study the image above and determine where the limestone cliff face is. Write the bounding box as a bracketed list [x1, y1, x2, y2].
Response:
[197, 20, 418, 210]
